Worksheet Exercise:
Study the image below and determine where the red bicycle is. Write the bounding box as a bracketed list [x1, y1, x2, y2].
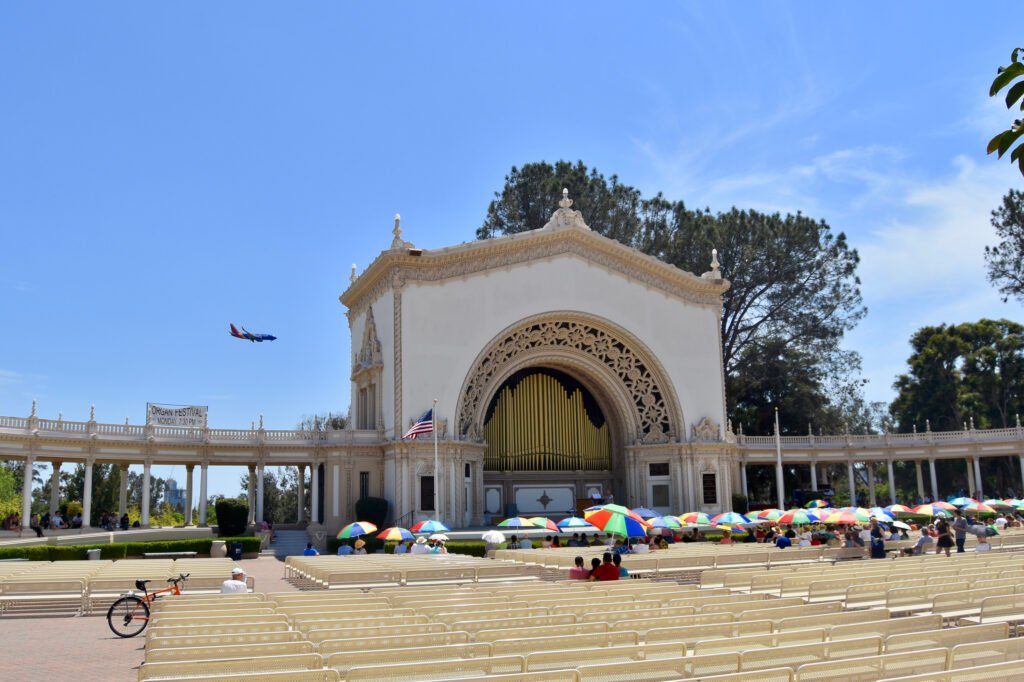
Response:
[106, 573, 189, 638]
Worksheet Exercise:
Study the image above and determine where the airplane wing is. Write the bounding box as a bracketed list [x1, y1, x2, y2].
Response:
[240, 326, 259, 342]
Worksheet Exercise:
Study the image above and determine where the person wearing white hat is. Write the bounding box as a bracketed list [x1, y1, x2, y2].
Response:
[410, 536, 431, 555]
[220, 566, 248, 594]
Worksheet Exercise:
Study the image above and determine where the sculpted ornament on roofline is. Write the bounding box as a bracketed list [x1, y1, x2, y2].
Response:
[691, 417, 720, 442]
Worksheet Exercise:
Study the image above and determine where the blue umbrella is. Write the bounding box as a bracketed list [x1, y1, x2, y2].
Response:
[556, 517, 594, 529]
[711, 512, 751, 525]
[630, 507, 660, 519]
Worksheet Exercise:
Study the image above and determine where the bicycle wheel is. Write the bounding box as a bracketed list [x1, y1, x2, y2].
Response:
[106, 595, 150, 638]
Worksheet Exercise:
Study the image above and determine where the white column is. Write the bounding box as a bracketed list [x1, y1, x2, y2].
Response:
[740, 460, 748, 498]
[21, 457, 34, 530]
[311, 463, 320, 524]
[774, 459, 785, 510]
[847, 460, 856, 505]
[118, 464, 128, 518]
[198, 463, 208, 526]
[82, 459, 93, 528]
[915, 461, 925, 502]
[256, 463, 265, 523]
[867, 462, 877, 507]
[966, 459, 976, 497]
[973, 457, 984, 499]
[887, 459, 897, 505]
[49, 461, 62, 515]
[929, 458, 939, 502]
[810, 461, 818, 492]
[246, 465, 256, 525]
[297, 465, 306, 523]
[1019, 455, 1024, 497]
[141, 462, 151, 527]
[184, 465, 194, 525]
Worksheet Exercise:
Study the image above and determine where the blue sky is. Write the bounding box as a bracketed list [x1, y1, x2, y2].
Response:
[2, 3, 1022, 497]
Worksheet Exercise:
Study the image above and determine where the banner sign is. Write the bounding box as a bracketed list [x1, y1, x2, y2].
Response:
[147, 404, 208, 428]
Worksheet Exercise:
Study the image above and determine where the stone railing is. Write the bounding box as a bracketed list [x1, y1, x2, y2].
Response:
[736, 426, 1024, 449]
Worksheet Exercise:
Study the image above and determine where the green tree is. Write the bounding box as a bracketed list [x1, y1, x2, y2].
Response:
[479, 161, 867, 431]
[987, 48, 1024, 176]
[984, 190, 1024, 303]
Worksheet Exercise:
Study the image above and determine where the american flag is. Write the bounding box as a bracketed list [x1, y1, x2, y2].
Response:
[403, 408, 434, 439]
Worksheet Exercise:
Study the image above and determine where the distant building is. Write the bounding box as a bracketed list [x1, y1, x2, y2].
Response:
[164, 477, 186, 512]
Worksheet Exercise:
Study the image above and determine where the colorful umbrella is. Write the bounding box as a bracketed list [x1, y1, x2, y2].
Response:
[961, 501, 995, 514]
[933, 501, 957, 510]
[886, 504, 914, 515]
[528, 517, 560, 532]
[891, 521, 912, 530]
[753, 509, 784, 522]
[659, 515, 683, 529]
[585, 506, 650, 537]
[498, 517, 536, 528]
[949, 497, 977, 507]
[428, 533, 449, 541]
[869, 507, 895, 521]
[1003, 498, 1023, 508]
[823, 511, 864, 525]
[375, 526, 414, 542]
[678, 512, 713, 525]
[911, 503, 949, 516]
[630, 507, 661, 519]
[710, 512, 751, 525]
[645, 516, 676, 530]
[337, 521, 378, 539]
[804, 499, 830, 508]
[410, 519, 450, 533]
[778, 510, 817, 525]
[584, 504, 647, 524]
[982, 499, 1012, 509]
[556, 517, 594, 529]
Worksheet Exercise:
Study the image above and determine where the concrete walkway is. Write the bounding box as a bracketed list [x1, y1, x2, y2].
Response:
[0, 555, 296, 681]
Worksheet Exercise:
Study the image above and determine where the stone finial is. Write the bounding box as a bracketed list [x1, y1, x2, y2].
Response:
[808, 422, 813, 436]
[125, 417, 129, 426]
[57, 411, 62, 421]
[738, 422, 744, 436]
[259, 414, 264, 430]
[963, 421, 968, 432]
[30, 399, 36, 417]
[558, 188, 573, 209]
[969, 416, 975, 430]
[912, 423, 918, 435]
[89, 404, 95, 421]
[250, 421, 255, 431]
[926, 419, 932, 432]
[702, 247, 723, 280]
[1017, 413, 1021, 428]
[350, 264, 357, 284]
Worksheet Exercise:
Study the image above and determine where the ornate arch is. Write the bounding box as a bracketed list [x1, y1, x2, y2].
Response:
[457, 312, 683, 444]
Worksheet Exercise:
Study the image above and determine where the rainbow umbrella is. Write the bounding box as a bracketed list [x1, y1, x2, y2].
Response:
[804, 499, 830, 509]
[933, 501, 957, 510]
[823, 511, 862, 525]
[585, 506, 650, 537]
[376, 526, 414, 542]
[961, 501, 995, 514]
[630, 507, 660, 519]
[678, 512, 713, 525]
[754, 509, 784, 522]
[498, 517, 536, 528]
[337, 521, 378, 539]
[584, 504, 647, 524]
[886, 504, 914, 515]
[710, 512, 751, 525]
[556, 517, 593, 529]
[528, 517, 560, 532]
[716, 524, 747, 534]
[778, 510, 817, 525]
[410, 519, 450, 533]
[659, 515, 683, 529]
[1003, 498, 1023, 508]
[982, 499, 1012, 509]
[950, 497, 977, 507]
[645, 516, 681, 531]
[911, 503, 948, 516]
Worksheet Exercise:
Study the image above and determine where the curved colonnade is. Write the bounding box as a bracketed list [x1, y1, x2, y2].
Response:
[4, 411, 1024, 535]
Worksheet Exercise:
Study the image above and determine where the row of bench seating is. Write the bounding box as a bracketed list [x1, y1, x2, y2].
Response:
[284, 554, 544, 588]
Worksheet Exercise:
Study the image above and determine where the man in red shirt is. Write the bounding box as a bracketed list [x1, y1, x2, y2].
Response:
[590, 552, 620, 581]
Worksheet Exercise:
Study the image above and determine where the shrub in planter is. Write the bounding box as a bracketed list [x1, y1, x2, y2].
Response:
[354, 496, 389, 528]
[215, 499, 249, 537]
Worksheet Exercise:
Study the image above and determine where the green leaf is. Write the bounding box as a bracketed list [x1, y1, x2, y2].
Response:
[1008, 81, 1024, 110]
[991, 62, 1024, 97]
[989, 131, 1007, 155]
[1011, 144, 1024, 163]
[998, 128, 1024, 158]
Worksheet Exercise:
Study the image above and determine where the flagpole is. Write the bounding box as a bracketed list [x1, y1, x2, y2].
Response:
[774, 407, 785, 510]
[432, 398, 439, 522]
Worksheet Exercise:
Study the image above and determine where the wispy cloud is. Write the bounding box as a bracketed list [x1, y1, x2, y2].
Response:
[0, 369, 24, 386]
[14, 281, 32, 293]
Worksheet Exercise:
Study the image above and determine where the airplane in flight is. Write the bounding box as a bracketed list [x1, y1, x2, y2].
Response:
[229, 323, 277, 343]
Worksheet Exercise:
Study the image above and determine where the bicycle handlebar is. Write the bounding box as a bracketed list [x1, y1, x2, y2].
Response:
[167, 573, 190, 584]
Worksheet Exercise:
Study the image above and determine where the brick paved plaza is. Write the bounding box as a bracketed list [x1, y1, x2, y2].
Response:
[0, 556, 296, 681]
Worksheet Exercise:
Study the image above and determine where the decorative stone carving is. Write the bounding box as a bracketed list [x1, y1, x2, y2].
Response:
[691, 417, 720, 442]
[352, 306, 383, 375]
[458, 317, 674, 442]
[541, 189, 591, 232]
[390, 213, 415, 250]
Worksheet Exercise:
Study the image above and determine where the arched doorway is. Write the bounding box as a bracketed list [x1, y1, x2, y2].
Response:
[457, 312, 684, 520]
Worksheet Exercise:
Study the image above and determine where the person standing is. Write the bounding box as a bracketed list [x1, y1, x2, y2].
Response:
[936, 516, 954, 557]
[952, 510, 968, 553]
[869, 519, 886, 559]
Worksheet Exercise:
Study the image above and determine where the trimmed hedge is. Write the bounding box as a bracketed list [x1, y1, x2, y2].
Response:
[0, 536, 261, 561]
[216, 499, 249, 537]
